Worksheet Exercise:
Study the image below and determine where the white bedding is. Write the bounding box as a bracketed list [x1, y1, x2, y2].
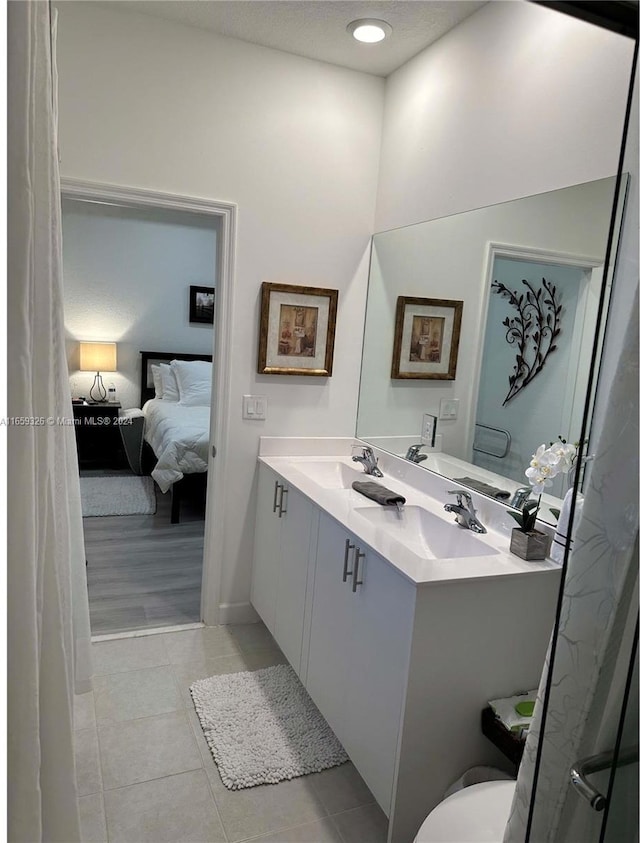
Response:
[143, 399, 210, 493]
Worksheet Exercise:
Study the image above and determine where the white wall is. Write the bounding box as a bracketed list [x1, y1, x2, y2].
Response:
[62, 199, 218, 410]
[55, 1, 384, 615]
[375, 1, 635, 232]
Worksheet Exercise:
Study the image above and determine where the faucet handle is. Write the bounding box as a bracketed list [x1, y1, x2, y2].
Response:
[447, 489, 472, 508]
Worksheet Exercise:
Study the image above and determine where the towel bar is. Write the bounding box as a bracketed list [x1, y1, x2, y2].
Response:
[472, 423, 511, 459]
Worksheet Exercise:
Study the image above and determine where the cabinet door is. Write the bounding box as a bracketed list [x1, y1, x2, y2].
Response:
[305, 513, 355, 744]
[343, 546, 414, 816]
[274, 486, 314, 675]
[250, 465, 282, 634]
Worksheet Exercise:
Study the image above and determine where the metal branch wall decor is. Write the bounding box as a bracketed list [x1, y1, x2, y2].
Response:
[491, 277, 562, 405]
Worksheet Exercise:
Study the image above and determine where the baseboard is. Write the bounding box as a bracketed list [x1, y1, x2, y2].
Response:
[217, 601, 260, 625]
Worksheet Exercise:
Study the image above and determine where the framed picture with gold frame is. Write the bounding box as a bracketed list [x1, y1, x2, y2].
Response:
[391, 296, 463, 379]
[258, 282, 339, 376]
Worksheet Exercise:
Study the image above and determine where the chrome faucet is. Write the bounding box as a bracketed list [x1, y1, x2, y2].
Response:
[405, 444, 428, 464]
[510, 487, 532, 509]
[352, 446, 383, 477]
[444, 490, 487, 533]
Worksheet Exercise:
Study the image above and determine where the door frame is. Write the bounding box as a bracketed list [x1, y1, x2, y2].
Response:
[469, 242, 605, 463]
[60, 177, 237, 626]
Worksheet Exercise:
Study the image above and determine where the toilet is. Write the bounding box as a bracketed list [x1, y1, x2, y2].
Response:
[414, 780, 516, 842]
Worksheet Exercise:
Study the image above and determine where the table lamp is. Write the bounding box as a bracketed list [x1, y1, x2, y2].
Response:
[79, 341, 117, 403]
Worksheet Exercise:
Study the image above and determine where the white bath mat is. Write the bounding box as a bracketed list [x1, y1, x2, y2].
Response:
[190, 663, 348, 790]
[80, 475, 156, 517]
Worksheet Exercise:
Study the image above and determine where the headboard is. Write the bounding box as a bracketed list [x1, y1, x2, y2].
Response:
[140, 350, 213, 406]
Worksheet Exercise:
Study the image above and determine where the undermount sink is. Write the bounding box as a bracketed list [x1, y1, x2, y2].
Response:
[353, 505, 499, 560]
[292, 460, 368, 489]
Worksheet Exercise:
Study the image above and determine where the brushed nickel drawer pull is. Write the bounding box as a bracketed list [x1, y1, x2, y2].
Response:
[272, 481, 281, 513]
[279, 487, 288, 517]
[352, 548, 365, 592]
[342, 539, 355, 581]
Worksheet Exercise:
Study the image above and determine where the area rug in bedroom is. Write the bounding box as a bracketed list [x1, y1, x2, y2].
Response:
[190, 663, 348, 789]
[80, 475, 156, 517]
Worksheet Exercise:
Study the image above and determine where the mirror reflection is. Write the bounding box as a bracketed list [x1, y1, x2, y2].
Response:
[357, 176, 627, 523]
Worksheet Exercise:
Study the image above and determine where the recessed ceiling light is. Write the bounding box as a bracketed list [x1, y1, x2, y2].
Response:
[347, 19, 392, 44]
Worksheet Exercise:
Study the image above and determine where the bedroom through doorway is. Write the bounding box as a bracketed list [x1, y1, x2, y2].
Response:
[61, 187, 225, 636]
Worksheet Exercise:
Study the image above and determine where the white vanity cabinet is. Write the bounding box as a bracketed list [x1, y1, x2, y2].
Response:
[251, 457, 561, 842]
[250, 463, 315, 675]
[303, 512, 355, 737]
[306, 512, 414, 815]
[251, 464, 281, 632]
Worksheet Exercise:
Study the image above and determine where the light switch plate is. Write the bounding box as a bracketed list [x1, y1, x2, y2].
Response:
[439, 398, 459, 420]
[421, 413, 437, 446]
[243, 394, 267, 420]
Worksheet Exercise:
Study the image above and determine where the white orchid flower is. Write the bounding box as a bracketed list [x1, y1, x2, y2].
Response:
[529, 443, 561, 471]
[525, 465, 556, 494]
[524, 437, 581, 502]
[525, 468, 544, 490]
[519, 438, 581, 533]
[528, 444, 547, 469]
[549, 441, 577, 472]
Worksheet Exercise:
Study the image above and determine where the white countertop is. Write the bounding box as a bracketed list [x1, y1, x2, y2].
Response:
[258, 442, 560, 587]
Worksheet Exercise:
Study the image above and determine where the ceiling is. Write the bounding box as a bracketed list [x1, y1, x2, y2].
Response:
[97, 1, 488, 76]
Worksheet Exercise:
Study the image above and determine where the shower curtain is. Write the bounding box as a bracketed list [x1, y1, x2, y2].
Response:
[8, 2, 92, 840]
[503, 286, 639, 842]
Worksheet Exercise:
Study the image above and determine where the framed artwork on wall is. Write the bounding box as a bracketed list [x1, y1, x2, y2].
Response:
[391, 296, 463, 379]
[189, 285, 215, 324]
[258, 282, 339, 376]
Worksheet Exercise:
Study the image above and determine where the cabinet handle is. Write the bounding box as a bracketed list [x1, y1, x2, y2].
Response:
[279, 487, 288, 517]
[342, 539, 355, 581]
[272, 481, 281, 513]
[352, 548, 365, 592]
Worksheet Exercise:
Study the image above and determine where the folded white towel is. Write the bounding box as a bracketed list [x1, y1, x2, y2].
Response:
[119, 407, 144, 419]
[550, 486, 584, 563]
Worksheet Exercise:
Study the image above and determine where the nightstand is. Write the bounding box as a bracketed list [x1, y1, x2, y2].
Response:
[72, 402, 126, 471]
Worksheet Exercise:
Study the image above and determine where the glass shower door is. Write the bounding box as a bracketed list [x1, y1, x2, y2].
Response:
[596, 624, 638, 843]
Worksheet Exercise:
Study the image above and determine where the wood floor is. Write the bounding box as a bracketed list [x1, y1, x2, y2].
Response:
[83, 475, 205, 636]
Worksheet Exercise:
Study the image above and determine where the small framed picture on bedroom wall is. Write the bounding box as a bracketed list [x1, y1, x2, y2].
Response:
[189, 286, 215, 325]
[258, 282, 339, 376]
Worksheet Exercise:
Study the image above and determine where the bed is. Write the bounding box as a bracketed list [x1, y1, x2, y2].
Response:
[140, 350, 213, 523]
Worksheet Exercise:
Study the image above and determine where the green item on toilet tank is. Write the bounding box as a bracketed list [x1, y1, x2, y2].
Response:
[515, 700, 535, 717]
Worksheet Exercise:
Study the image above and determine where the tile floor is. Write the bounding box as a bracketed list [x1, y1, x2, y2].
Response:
[75, 623, 389, 843]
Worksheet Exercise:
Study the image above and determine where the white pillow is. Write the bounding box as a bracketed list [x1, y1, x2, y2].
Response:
[171, 359, 212, 407]
[151, 364, 163, 399]
[159, 362, 180, 401]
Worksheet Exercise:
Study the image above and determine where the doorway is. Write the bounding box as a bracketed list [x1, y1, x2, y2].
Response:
[61, 179, 236, 636]
[472, 246, 605, 497]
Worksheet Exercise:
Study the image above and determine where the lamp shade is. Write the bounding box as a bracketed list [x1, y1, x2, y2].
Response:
[79, 342, 117, 372]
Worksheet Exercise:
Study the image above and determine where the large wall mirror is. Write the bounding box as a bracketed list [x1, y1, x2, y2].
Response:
[356, 175, 628, 524]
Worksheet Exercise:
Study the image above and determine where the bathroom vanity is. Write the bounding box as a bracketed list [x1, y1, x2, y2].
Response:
[251, 438, 561, 843]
